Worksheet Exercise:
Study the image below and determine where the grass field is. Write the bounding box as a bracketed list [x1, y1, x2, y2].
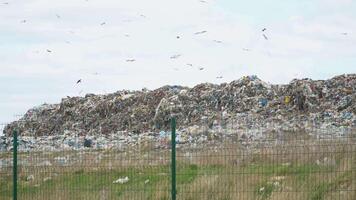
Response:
[1, 137, 356, 200]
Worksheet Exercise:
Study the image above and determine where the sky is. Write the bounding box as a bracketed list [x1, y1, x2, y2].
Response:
[0, 0, 355, 123]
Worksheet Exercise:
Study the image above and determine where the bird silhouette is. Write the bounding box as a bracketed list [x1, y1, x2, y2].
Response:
[198, 67, 204, 71]
[76, 79, 82, 84]
[126, 59, 136, 62]
[170, 54, 181, 59]
[262, 28, 267, 32]
[194, 31, 207, 35]
[46, 49, 52, 53]
[100, 22, 106, 26]
[262, 34, 268, 40]
[216, 76, 223, 79]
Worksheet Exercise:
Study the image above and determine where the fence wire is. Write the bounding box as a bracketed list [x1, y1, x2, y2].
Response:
[1, 121, 356, 200]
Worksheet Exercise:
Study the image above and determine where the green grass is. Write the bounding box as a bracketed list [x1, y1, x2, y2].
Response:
[255, 181, 276, 200]
[177, 164, 198, 184]
[1, 164, 200, 200]
[1, 145, 355, 200]
[244, 162, 334, 182]
[310, 172, 353, 200]
[1, 162, 354, 200]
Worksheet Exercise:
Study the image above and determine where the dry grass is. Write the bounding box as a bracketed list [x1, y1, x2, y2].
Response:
[1, 136, 356, 200]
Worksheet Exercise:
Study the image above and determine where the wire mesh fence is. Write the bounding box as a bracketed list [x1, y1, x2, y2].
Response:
[175, 135, 356, 200]
[1, 120, 356, 200]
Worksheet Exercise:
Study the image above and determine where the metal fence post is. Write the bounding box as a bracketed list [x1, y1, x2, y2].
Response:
[171, 117, 177, 200]
[13, 130, 18, 200]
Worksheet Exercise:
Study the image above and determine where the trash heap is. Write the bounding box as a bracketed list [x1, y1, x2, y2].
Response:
[2, 74, 355, 151]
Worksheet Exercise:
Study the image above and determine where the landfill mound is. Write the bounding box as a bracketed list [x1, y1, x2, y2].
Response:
[3, 74, 356, 137]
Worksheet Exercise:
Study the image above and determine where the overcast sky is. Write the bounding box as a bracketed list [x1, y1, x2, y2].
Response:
[0, 0, 355, 123]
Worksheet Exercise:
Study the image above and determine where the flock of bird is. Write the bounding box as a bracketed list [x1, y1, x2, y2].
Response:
[1, 1, 350, 88]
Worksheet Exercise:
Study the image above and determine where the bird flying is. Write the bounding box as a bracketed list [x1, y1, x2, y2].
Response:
[262, 34, 268, 40]
[194, 30, 207, 35]
[170, 54, 181, 59]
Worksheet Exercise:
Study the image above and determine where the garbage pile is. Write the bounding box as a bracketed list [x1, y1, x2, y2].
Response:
[2, 74, 355, 151]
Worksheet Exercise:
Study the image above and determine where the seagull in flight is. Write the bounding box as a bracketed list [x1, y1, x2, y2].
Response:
[262, 28, 267, 32]
[198, 67, 204, 71]
[194, 30, 207, 35]
[46, 49, 52, 53]
[100, 22, 106, 26]
[216, 76, 223, 79]
[76, 79, 82, 84]
[170, 54, 181, 59]
[262, 34, 268, 40]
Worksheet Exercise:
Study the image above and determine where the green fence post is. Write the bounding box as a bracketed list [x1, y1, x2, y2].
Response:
[171, 117, 177, 200]
[13, 130, 18, 200]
